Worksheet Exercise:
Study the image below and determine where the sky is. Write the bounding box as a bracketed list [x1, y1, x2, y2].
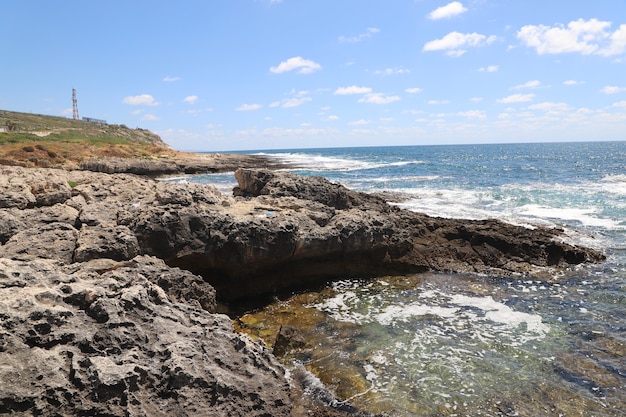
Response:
[2, 1, 626, 151]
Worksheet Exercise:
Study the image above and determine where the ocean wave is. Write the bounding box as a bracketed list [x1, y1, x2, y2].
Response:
[256, 152, 424, 172]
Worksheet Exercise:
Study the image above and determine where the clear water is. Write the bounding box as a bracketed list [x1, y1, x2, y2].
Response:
[182, 142, 626, 416]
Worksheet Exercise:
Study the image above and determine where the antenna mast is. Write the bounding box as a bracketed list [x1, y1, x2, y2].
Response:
[72, 88, 79, 120]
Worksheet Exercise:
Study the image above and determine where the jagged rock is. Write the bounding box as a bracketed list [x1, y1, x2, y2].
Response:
[235, 168, 389, 211]
[0, 222, 78, 263]
[74, 224, 140, 262]
[0, 257, 291, 416]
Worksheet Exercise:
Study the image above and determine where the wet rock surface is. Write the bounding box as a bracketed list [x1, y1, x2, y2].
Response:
[0, 164, 605, 416]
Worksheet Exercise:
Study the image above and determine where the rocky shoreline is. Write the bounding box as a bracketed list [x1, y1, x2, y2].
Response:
[0, 156, 605, 416]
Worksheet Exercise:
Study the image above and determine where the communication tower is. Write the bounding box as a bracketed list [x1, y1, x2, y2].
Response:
[72, 88, 79, 120]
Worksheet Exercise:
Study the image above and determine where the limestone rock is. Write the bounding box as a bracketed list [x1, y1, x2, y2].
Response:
[0, 222, 78, 264]
[0, 257, 291, 416]
[74, 224, 140, 262]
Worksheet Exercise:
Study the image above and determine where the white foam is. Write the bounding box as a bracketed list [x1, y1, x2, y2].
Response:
[450, 294, 550, 335]
[256, 152, 423, 172]
[375, 303, 458, 326]
[517, 204, 622, 229]
[600, 174, 626, 195]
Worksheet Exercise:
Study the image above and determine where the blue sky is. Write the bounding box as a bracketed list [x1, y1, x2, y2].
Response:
[2, 1, 625, 151]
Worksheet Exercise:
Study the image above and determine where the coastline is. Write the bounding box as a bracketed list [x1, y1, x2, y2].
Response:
[0, 156, 607, 416]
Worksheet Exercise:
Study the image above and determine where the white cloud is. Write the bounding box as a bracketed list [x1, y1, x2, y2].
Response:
[458, 110, 487, 119]
[428, 1, 468, 20]
[528, 102, 569, 112]
[600, 86, 626, 94]
[613, 101, 626, 108]
[423, 32, 497, 56]
[141, 114, 159, 121]
[270, 56, 321, 74]
[511, 80, 541, 90]
[339, 27, 380, 43]
[276, 97, 312, 108]
[324, 115, 340, 121]
[471, 97, 484, 102]
[375, 67, 410, 76]
[564, 80, 583, 85]
[123, 94, 159, 106]
[428, 100, 450, 105]
[497, 93, 535, 103]
[358, 93, 401, 104]
[183, 95, 199, 104]
[479, 65, 499, 72]
[518, 19, 626, 56]
[162, 76, 181, 82]
[349, 119, 370, 126]
[236, 103, 262, 111]
[334, 86, 372, 95]
[406, 87, 423, 94]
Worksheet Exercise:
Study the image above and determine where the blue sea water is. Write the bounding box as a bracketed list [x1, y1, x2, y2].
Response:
[183, 142, 625, 416]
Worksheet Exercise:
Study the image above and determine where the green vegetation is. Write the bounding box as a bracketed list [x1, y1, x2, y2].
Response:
[0, 109, 178, 167]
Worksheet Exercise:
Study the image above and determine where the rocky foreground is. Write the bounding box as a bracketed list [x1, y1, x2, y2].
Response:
[0, 163, 604, 416]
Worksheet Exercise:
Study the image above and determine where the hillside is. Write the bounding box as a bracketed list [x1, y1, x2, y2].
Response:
[0, 109, 180, 168]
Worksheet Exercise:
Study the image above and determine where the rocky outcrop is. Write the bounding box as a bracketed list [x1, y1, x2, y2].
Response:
[0, 164, 605, 416]
[80, 154, 287, 176]
[0, 256, 290, 416]
[0, 166, 293, 415]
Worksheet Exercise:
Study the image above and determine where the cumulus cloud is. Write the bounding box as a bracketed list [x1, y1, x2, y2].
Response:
[349, 119, 370, 126]
[236, 103, 262, 111]
[428, 1, 468, 20]
[273, 97, 312, 108]
[339, 27, 380, 43]
[428, 100, 450, 105]
[564, 80, 584, 85]
[479, 65, 499, 72]
[600, 86, 626, 94]
[458, 110, 487, 119]
[423, 31, 497, 56]
[334, 86, 372, 95]
[141, 114, 159, 121]
[270, 56, 321, 74]
[405, 87, 423, 94]
[375, 67, 411, 76]
[123, 94, 159, 106]
[518, 19, 626, 56]
[613, 101, 626, 108]
[497, 94, 535, 103]
[528, 102, 570, 112]
[358, 93, 401, 104]
[511, 80, 541, 90]
[183, 95, 199, 104]
[162, 76, 181, 82]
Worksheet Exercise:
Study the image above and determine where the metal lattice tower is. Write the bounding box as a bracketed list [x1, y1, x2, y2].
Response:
[72, 88, 79, 120]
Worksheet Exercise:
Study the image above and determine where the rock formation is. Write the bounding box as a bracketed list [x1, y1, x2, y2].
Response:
[0, 164, 604, 416]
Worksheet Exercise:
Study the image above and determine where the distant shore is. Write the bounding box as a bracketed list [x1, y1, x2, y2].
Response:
[77, 152, 293, 176]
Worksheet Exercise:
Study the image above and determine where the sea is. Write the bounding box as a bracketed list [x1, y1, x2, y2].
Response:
[180, 142, 625, 416]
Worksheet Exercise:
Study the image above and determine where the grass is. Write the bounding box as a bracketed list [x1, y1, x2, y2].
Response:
[0, 109, 182, 167]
